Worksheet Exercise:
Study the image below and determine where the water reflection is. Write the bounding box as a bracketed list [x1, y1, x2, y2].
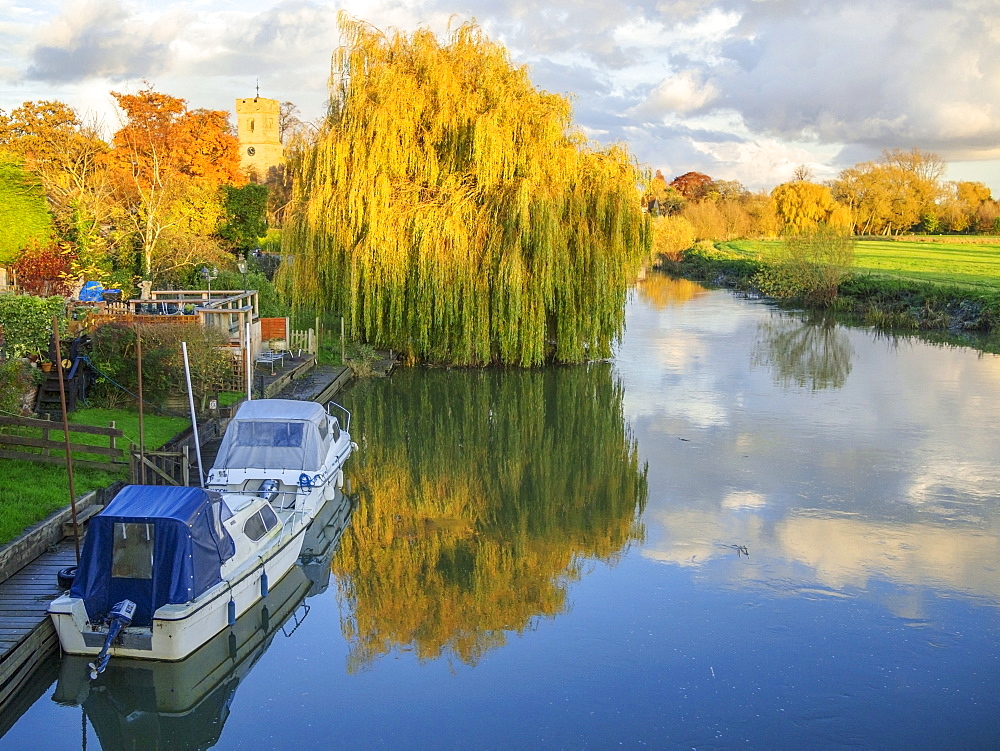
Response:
[337, 365, 648, 670]
[623, 274, 1000, 612]
[752, 312, 854, 390]
[636, 275, 709, 309]
[51, 490, 354, 750]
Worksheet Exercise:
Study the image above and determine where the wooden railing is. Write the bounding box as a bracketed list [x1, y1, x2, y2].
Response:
[0, 415, 127, 472]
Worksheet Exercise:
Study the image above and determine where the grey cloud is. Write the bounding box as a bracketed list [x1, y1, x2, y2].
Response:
[713, 0, 1000, 154]
[24, 0, 177, 82]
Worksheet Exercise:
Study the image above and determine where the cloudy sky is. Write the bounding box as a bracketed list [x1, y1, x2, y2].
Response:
[2, 0, 998, 192]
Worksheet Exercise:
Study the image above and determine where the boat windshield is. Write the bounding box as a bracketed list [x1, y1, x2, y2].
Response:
[236, 421, 304, 448]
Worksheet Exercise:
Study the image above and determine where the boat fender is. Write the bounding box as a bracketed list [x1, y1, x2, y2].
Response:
[227, 598, 236, 626]
[260, 569, 269, 598]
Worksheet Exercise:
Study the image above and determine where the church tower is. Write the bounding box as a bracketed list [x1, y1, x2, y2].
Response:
[236, 94, 283, 181]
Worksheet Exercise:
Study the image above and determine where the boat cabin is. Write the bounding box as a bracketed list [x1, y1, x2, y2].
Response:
[70, 486, 236, 628]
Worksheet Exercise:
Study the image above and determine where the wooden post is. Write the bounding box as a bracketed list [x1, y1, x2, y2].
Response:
[182, 444, 190, 487]
[341, 316, 345, 364]
[53, 317, 80, 563]
[136, 324, 146, 484]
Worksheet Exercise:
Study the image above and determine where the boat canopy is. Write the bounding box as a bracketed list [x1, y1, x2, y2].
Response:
[70, 486, 236, 627]
[211, 399, 335, 474]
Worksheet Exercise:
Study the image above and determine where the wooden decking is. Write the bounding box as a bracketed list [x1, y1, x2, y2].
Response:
[0, 540, 75, 713]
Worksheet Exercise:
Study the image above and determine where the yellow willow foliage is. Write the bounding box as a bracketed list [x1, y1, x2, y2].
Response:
[284, 15, 649, 366]
[334, 366, 648, 670]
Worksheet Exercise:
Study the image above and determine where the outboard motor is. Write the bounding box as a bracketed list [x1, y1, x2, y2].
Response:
[88, 599, 136, 680]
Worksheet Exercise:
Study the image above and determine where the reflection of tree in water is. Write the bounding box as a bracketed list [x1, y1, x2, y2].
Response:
[334, 365, 647, 671]
[753, 312, 854, 390]
[637, 274, 708, 310]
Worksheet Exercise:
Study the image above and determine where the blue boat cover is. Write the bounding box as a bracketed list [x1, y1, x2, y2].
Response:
[70, 486, 236, 627]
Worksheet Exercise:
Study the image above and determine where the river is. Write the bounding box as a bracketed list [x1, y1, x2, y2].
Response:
[4, 274, 999, 749]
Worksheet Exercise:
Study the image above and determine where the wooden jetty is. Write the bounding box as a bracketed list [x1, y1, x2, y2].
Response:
[0, 540, 75, 715]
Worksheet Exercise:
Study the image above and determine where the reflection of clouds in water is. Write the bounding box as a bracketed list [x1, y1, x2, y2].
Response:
[776, 515, 1000, 601]
[643, 507, 765, 568]
[644, 504, 1000, 605]
[722, 490, 767, 509]
[623, 276, 1000, 606]
[905, 458, 995, 517]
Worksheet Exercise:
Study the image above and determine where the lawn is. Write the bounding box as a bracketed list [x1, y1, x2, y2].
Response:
[722, 237, 1000, 291]
[0, 407, 191, 545]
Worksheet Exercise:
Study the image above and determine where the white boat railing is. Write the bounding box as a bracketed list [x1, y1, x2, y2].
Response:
[327, 401, 352, 433]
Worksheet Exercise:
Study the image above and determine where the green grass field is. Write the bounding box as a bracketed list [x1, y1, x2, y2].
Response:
[722, 237, 1000, 291]
[0, 407, 191, 544]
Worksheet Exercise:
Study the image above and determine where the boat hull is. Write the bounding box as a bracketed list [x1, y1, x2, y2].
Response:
[49, 514, 310, 662]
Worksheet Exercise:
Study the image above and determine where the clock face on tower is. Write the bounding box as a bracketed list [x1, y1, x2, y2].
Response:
[246, 146, 256, 156]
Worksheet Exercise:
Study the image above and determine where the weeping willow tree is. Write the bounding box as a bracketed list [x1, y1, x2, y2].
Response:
[283, 14, 649, 366]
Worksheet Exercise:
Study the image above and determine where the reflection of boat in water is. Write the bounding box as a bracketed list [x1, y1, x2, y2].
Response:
[299, 485, 355, 597]
[49, 400, 356, 666]
[54, 564, 310, 749]
[51, 489, 354, 749]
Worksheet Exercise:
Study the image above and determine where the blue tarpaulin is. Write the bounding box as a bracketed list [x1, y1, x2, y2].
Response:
[70, 486, 235, 627]
[79, 282, 105, 302]
[79, 281, 122, 302]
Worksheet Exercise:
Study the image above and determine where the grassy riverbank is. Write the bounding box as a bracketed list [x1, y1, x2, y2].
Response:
[674, 237, 1000, 341]
[0, 407, 190, 545]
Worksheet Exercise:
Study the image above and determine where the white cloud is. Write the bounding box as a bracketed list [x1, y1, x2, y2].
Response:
[631, 69, 718, 117]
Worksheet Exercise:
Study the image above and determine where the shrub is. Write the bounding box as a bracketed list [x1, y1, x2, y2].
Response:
[88, 323, 233, 411]
[651, 215, 696, 261]
[0, 294, 67, 358]
[0, 359, 38, 415]
[753, 228, 855, 307]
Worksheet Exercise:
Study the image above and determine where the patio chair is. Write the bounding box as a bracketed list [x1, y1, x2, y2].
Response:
[255, 343, 287, 375]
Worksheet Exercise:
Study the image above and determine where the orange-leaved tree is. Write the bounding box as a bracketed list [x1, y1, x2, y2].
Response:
[106, 87, 245, 281]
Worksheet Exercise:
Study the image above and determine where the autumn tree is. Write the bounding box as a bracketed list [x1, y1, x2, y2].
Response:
[650, 215, 696, 260]
[106, 87, 245, 280]
[11, 239, 74, 296]
[285, 16, 648, 366]
[832, 148, 944, 235]
[937, 181, 994, 233]
[670, 171, 713, 200]
[771, 180, 851, 233]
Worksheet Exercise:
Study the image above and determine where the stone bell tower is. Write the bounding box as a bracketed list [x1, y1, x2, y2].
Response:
[236, 92, 283, 181]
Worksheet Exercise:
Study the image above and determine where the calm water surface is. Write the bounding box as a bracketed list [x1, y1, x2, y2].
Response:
[5, 275, 1000, 749]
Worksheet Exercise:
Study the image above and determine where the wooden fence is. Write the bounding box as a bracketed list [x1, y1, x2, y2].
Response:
[130, 446, 191, 486]
[0, 415, 127, 471]
[290, 327, 317, 355]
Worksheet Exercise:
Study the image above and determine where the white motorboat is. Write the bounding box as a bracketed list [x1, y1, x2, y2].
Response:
[48, 399, 356, 669]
